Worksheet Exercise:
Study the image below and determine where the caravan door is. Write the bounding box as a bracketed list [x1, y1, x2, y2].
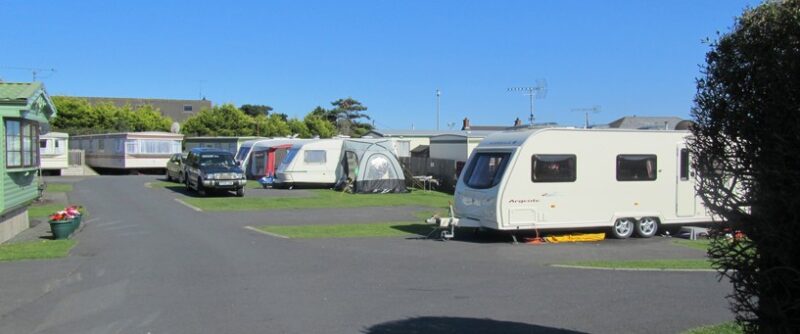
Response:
[676, 146, 696, 217]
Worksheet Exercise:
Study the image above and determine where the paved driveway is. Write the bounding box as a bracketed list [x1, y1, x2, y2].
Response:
[0, 175, 733, 334]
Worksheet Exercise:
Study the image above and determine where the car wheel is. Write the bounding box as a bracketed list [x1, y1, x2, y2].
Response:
[166, 170, 172, 182]
[185, 174, 191, 190]
[236, 188, 244, 197]
[197, 178, 206, 196]
[635, 217, 659, 238]
[609, 218, 635, 239]
[178, 173, 184, 184]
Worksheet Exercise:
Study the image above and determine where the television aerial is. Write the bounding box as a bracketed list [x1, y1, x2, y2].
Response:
[0, 66, 57, 82]
[571, 106, 601, 129]
[507, 79, 548, 126]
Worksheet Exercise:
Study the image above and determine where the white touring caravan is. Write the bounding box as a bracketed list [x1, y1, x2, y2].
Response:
[445, 128, 711, 239]
[274, 139, 345, 188]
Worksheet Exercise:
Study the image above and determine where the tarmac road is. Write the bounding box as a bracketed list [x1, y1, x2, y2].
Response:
[0, 175, 733, 334]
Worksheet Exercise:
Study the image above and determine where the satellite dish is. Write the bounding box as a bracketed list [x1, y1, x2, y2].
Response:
[170, 122, 181, 133]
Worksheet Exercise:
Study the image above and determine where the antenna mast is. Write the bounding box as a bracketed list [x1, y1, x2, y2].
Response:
[508, 79, 548, 127]
[570, 106, 602, 129]
[0, 66, 57, 82]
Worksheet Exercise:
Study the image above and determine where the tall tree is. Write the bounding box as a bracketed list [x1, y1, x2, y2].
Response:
[690, 0, 800, 332]
[287, 118, 311, 138]
[304, 114, 336, 138]
[329, 97, 371, 136]
[51, 96, 172, 135]
[240, 104, 273, 117]
[182, 104, 255, 136]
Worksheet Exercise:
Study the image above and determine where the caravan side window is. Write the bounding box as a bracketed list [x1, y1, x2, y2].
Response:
[304, 150, 326, 164]
[532, 154, 576, 182]
[616, 154, 657, 181]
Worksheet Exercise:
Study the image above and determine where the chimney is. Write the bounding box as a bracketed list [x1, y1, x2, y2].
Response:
[462, 117, 471, 130]
[513, 118, 522, 127]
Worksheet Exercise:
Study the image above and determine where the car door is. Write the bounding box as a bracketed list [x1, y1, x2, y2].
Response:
[186, 152, 199, 187]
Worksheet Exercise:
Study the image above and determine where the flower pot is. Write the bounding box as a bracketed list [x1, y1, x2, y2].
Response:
[73, 214, 81, 229]
[49, 220, 75, 240]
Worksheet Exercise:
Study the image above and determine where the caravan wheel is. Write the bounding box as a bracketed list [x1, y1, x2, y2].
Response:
[635, 217, 659, 238]
[610, 218, 635, 239]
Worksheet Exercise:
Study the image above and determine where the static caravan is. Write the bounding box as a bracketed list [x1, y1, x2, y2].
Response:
[448, 128, 711, 238]
[184, 136, 264, 155]
[39, 132, 69, 171]
[72, 132, 183, 169]
[0, 82, 57, 243]
[237, 138, 313, 179]
[429, 132, 491, 163]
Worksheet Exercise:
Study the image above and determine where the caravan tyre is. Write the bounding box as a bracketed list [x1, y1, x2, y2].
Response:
[610, 218, 635, 239]
[635, 217, 658, 238]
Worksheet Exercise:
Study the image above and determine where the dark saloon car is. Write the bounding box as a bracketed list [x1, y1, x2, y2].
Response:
[184, 148, 246, 197]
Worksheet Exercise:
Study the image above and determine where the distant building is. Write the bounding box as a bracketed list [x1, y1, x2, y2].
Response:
[65, 96, 213, 122]
[601, 116, 685, 130]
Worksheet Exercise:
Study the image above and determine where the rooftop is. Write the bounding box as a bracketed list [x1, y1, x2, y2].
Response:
[0, 82, 43, 105]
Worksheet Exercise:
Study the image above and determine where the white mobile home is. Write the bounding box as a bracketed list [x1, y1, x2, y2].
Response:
[39, 132, 69, 170]
[429, 132, 492, 163]
[71, 132, 183, 169]
[450, 128, 711, 238]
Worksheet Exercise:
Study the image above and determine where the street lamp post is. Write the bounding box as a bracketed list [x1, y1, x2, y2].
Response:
[436, 89, 441, 131]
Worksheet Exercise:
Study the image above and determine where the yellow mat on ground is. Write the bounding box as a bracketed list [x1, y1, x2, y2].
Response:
[545, 232, 606, 243]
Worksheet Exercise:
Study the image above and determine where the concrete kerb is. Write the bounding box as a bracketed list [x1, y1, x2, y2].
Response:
[549, 264, 717, 272]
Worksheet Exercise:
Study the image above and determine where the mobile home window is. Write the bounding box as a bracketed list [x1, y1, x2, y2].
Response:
[5, 119, 39, 168]
[462, 152, 512, 189]
[532, 154, 576, 182]
[304, 150, 326, 164]
[616, 154, 657, 181]
[40, 139, 48, 149]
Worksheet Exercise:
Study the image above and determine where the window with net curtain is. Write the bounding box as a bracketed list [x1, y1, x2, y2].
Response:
[125, 140, 181, 154]
[5, 119, 39, 168]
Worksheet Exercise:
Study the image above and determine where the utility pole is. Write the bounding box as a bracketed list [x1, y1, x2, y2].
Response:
[435, 89, 441, 131]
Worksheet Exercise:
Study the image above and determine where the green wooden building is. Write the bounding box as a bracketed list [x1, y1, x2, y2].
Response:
[0, 82, 56, 243]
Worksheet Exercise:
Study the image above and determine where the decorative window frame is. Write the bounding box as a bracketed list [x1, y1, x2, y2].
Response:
[5, 118, 40, 169]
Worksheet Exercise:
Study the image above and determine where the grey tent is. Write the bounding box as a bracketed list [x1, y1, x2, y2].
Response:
[336, 139, 408, 193]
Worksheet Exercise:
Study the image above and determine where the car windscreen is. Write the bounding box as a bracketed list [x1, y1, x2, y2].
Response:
[462, 152, 512, 189]
[235, 146, 251, 163]
[199, 154, 237, 168]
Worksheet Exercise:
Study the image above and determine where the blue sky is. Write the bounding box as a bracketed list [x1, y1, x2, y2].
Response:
[1, 0, 757, 130]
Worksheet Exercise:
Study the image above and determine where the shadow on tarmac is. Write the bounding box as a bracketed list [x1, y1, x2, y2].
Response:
[362, 316, 587, 334]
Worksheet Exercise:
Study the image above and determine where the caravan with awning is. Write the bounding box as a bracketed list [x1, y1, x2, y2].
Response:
[275, 138, 407, 193]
